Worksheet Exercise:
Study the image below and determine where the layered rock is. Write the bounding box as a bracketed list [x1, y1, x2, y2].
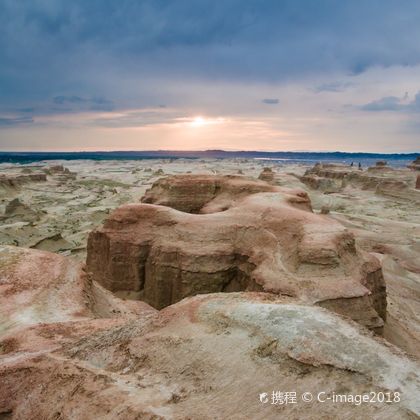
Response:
[3, 198, 40, 222]
[141, 174, 280, 213]
[300, 174, 342, 193]
[0, 245, 151, 341]
[300, 163, 353, 192]
[44, 164, 77, 180]
[407, 156, 420, 171]
[0, 173, 46, 190]
[87, 174, 386, 331]
[0, 247, 418, 419]
[303, 162, 419, 199]
[258, 167, 275, 183]
[304, 162, 355, 179]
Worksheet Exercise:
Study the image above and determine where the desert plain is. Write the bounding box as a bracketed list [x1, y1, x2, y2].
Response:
[0, 156, 419, 419]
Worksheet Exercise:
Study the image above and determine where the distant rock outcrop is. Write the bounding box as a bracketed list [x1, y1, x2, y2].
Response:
[375, 160, 387, 167]
[5, 198, 29, 216]
[0, 173, 46, 190]
[44, 165, 76, 180]
[302, 162, 418, 199]
[3, 198, 39, 222]
[408, 156, 420, 171]
[87, 174, 386, 332]
[300, 174, 342, 193]
[258, 167, 275, 183]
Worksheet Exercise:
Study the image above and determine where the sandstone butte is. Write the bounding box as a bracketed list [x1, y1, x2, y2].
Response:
[1, 174, 419, 419]
[87, 174, 386, 332]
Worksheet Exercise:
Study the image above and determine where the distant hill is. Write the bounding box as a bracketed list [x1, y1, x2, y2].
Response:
[0, 150, 418, 164]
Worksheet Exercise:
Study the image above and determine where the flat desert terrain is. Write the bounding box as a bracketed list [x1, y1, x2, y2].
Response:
[1, 157, 419, 419]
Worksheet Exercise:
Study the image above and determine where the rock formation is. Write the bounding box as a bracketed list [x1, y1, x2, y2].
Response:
[300, 173, 342, 193]
[367, 162, 394, 173]
[0, 173, 47, 190]
[302, 162, 419, 200]
[4, 198, 39, 221]
[141, 174, 279, 213]
[87, 174, 386, 331]
[30, 233, 74, 253]
[407, 156, 420, 171]
[258, 167, 275, 183]
[44, 164, 76, 180]
[375, 160, 387, 167]
[0, 245, 419, 419]
[320, 205, 330, 214]
[300, 163, 353, 192]
[304, 162, 354, 179]
[5, 198, 22, 214]
[43, 164, 70, 175]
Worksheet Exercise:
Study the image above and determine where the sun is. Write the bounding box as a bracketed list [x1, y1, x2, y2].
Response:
[188, 115, 227, 128]
[191, 116, 206, 127]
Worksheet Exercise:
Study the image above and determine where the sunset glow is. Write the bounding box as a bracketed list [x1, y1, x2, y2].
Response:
[0, 2, 419, 152]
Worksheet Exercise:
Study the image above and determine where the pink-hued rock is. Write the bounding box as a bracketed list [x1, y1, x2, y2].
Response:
[87, 175, 386, 331]
[141, 174, 284, 213]
[0, 246, 152, 335]
[0, 246, 418, 419]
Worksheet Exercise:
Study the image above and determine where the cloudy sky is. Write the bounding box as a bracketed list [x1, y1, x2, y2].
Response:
[0, 0, 419, 152]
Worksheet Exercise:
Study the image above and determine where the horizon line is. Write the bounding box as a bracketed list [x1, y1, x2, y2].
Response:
[0, 149, 418, 156]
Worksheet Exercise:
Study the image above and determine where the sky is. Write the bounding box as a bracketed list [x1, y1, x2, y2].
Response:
[0, 0, 419, 152]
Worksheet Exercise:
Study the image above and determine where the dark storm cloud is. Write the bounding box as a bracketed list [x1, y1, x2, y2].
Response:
[1, 0, 420, 110]
[91, 109, 184, 128]
[361, 96, 402, 111]
[361, 92, 420, 112]
[313, 82, 354, 93]
[53, 96, 114, 111]
[0, 116, 33, 127]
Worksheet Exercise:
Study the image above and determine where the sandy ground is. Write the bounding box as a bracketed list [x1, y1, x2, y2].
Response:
[0, 158, 419, 360]
[1, 158, 419, 419]
[0, 159, 305, 260]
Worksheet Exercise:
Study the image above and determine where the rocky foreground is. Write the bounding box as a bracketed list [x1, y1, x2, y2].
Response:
[0, 158, 419, 419]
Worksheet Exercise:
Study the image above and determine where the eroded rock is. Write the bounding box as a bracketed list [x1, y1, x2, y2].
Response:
[407, 156, 420, 171]
[0, 173, 47, 190]
[87, 174, 386, 331]
[0, 198, 40, 224]
[0, 248, 418, 420]
[303, 162, 419, 200]
[258, 167, 275, 183]
[31, 233, 74, 253]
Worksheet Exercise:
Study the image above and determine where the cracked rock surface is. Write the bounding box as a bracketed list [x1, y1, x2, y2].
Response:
[0, 246, 419, 419]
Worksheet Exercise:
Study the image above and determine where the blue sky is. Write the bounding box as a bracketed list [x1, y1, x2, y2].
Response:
[0, 0, 419, 152]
